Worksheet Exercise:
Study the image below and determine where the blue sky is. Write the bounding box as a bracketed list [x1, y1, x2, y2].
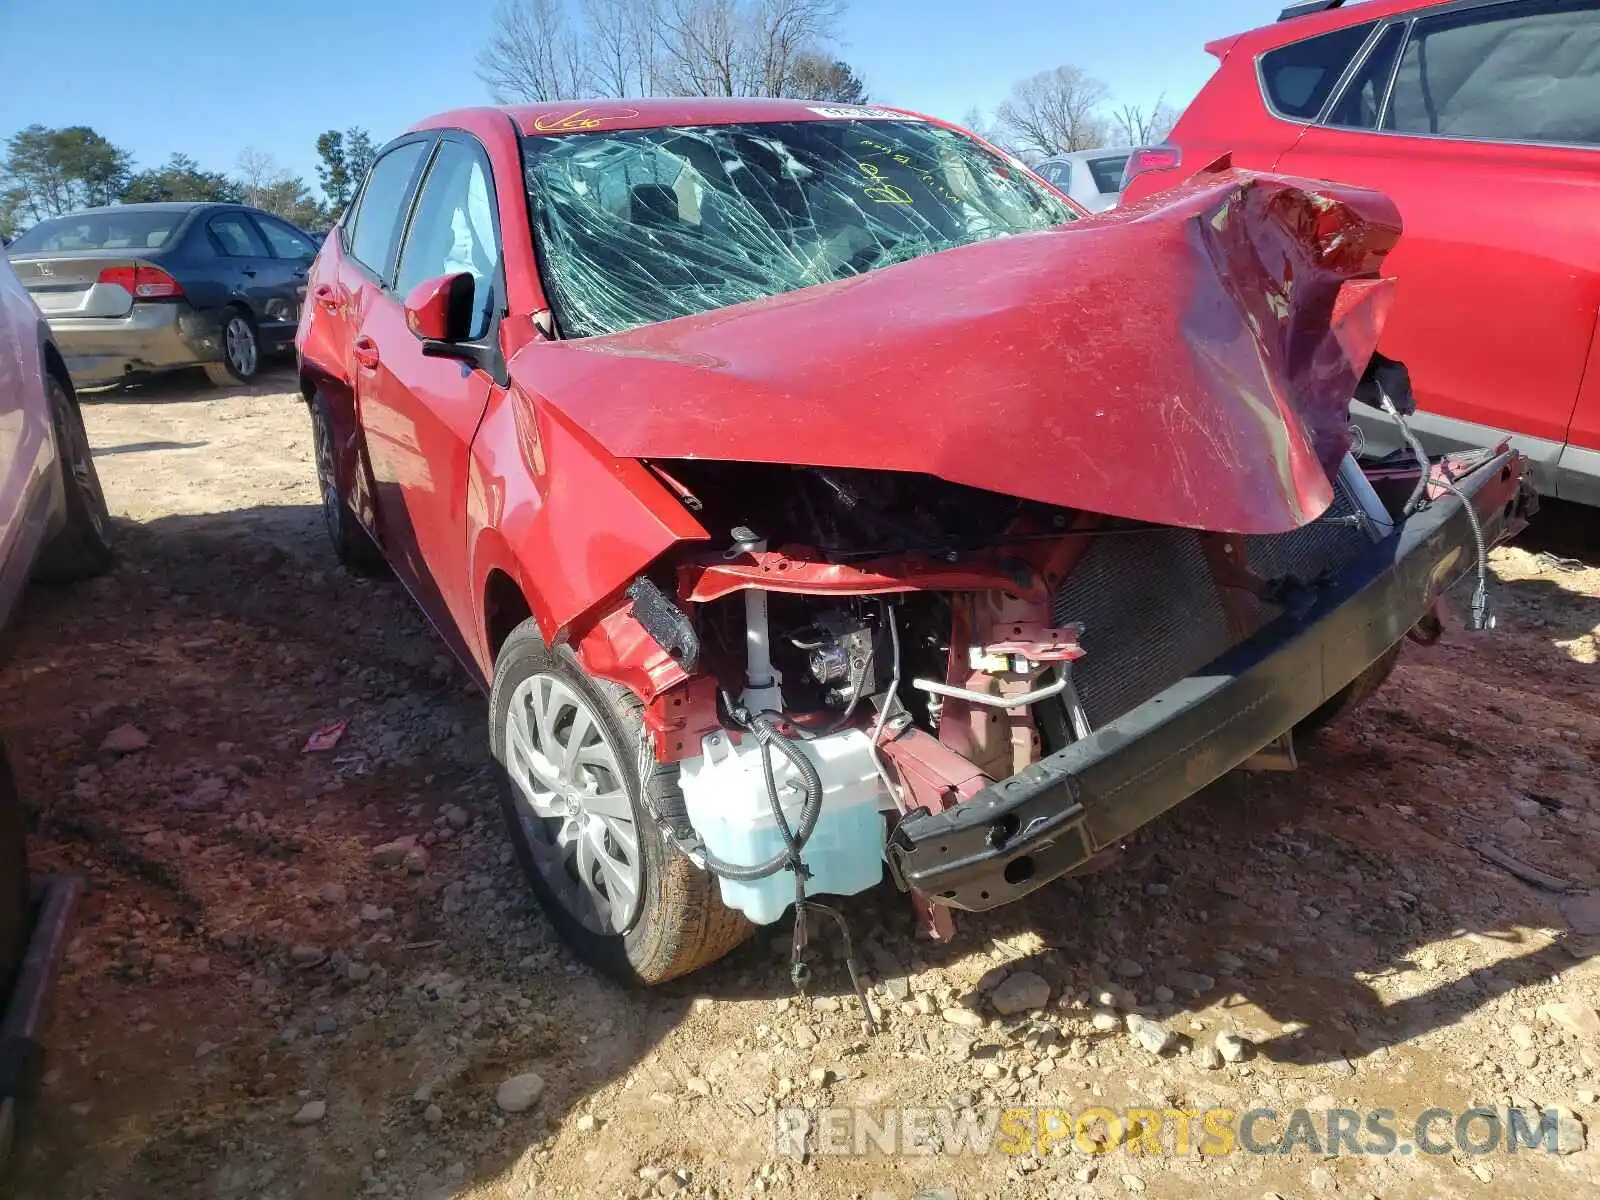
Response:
[0, 0, 1269, 192]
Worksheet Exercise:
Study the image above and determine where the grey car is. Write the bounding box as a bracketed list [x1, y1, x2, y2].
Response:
[5, 203, 321, 389]
[1032, 147, 1138, 214]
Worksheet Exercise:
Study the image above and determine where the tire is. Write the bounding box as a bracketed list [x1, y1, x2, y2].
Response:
[0, 742, 29, 1003]
[33, 371, 113, 584]
[1295, 643, 1403, 742]
[307, 391, 385, 576]
[203, 308, 260, 384]
[489, 619, 750, 985]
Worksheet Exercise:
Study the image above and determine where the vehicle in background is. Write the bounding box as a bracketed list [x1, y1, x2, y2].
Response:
[298, 98, 1530, 988]
[1, 254, 109, 1164]
[1033, 146, 1137, 212]
[5, 203, 321, 390]
[1120, 0, 1600, 507]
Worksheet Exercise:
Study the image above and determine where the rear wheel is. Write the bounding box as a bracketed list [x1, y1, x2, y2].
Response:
[203, 309, 260, 385]
[308, 392, 385, 575]
[489, 620, 749, 984]
[34, 372, 113, 583]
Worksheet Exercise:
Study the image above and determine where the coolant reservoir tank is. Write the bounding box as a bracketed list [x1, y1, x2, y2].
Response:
[678, 727, 887, 925]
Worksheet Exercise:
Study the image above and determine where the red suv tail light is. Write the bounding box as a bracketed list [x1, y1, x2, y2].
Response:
[1121, 144, 1183, 191]
[97, 264, 185, 300]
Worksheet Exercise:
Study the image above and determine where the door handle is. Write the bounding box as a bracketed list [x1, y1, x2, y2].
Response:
[313, 283, 338, 313]
[353, 336, 381, 370]
[240, 266, 257, 277]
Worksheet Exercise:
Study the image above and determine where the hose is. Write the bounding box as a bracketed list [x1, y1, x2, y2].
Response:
[695, 703, 825, 883]
[1376, 383, 1493, 631]
[1377, 384, 1431, 518]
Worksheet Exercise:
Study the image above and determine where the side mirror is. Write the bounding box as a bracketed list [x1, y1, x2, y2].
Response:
[403, 272, 476, 344]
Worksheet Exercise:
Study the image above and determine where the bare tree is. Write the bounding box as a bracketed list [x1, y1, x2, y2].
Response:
[657, 0, 744, 96]
[656, 0, 846, 97]
[477, 0, 592, 103]
[235, 147, 283, 209]
[1111, 97, 1179, 146]
[995, 65, 1111, 157]
[585, 0, 659, 96]
[750, 0, 845, 96]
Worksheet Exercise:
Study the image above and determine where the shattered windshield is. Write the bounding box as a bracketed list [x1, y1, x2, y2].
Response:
[522, 119, 1077, 338]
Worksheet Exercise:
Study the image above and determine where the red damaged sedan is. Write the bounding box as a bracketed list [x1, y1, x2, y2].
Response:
[297, 99, 1533, 985]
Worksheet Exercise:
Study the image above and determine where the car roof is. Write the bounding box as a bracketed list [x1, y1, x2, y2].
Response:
[1228, 0, 1432, 53]
[411, 98, 937, 139]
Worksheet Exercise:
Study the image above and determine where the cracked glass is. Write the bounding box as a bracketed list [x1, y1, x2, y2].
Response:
[522, 120, 1078, 338]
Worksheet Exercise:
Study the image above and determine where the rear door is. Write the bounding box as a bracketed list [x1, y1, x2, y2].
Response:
[1276, 0, 1600, 485]
[204, 210, 283, 332]
[358, 133, 505, 659]
[248, 213, 320, 350]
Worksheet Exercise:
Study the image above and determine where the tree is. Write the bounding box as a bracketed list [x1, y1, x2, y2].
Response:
[122, 153, 241, 204]
[784, 53, 865, 103]
[3, 125, 134, 221]
[257, 178, 330, 231]
[960, 106, 1016, 154]
[477, 0, 591, 102]
[234, 148, 329, 230]
[236, 146, 281, 209]
[473, 0, 863, 102]
[656, 0, 848, 98]
[315, 131, 352, 211]
[584, 0, 659, 96]
[344, 129, 377, 189]
[995, 66, 1111, 157]
[1111, 98, 1179, 146]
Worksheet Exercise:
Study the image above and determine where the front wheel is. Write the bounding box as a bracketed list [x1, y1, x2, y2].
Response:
[34, 372, 113, 583]
[489, 620, 749, 984]
[203, 310, 260, 384]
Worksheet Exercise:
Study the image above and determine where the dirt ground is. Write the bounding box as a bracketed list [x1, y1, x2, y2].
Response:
[2, 367, 1599, 1200]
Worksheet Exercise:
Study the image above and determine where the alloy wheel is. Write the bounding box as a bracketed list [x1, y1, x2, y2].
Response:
[502, 673, 643, 935]
[224, 316, 257, 378]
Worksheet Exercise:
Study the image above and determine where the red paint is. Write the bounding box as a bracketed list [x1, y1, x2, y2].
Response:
[402, 273, 471, 341]
[528, 171, 1398, 536]
[1122, 0, 1600, 457]
[297, 100, 1403, 724]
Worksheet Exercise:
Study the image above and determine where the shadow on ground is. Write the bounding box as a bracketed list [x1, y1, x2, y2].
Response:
[0, 494, 1594, 1199]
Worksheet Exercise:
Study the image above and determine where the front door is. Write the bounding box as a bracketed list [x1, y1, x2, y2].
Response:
[358, 133, 506, 664]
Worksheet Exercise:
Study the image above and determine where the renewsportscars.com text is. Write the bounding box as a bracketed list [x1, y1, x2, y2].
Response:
[773, 1105, 1576, 1158]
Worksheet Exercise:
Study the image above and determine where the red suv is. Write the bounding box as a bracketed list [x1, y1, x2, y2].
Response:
[297, 99, 1530, 986]
[1122, 0, 1600, 507]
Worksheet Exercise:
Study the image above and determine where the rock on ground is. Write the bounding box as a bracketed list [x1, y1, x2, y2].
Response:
[496, 1072, 545, 1114]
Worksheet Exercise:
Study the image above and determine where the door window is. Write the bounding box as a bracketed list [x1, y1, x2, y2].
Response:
[1087, 155, 1129, 193]
[208, 213, 270, 258]
[254, 215, 318, 260]
[1325, 23, 1407, 128]
[1260, 21, 1378, 118]
[394, 139, 503, 340]
[1384, 0, 1600, 144]
[347, 141, 429, 280]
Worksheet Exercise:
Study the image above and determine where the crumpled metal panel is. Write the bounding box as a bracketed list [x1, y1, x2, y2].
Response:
[520, 169, 1402, 535]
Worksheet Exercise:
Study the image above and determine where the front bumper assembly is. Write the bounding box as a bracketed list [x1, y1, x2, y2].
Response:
[886, 451, 1533, 911]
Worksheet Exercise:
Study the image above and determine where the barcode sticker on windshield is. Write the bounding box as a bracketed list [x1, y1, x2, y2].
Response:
[807, 106, 918, 121]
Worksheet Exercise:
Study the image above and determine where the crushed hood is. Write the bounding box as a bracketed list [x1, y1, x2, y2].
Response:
[521, 171, 1402, 535]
